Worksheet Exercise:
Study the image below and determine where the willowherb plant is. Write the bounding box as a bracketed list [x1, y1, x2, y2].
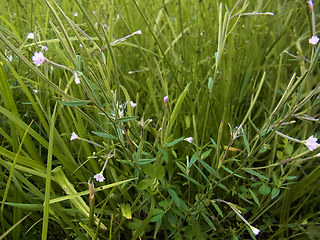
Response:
[1, 0, 320, 239]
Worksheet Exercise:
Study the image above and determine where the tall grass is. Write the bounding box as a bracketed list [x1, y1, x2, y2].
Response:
[1, 0, 320, 239]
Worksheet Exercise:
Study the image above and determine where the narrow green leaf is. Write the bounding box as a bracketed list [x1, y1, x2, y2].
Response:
[150, 213, 164, 223]
[221, 165, 245, 179]
[249, 188, 260, 206]
[211, 201, 224, 217]
[166, 137, 184, 147]
[57, 100, 90, 106]
[168, 188, 181, 207]
[271, 188, 280, 199]
[244, 169, 269, 181]
[165, 83, 190, 140]
[208, 76, 213, 92]
[177, 173, 202, 187]
[199, 159, 219, 178]
[136, 158, 156, 165]
[115, 116, 139, 123]
[91, 131, 116, 139]
[201, 149, 212, 160]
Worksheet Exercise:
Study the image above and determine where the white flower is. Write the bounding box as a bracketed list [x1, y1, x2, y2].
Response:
[94, 172, 105, 182]
[309, 36, 319, 45]
[250, 226, 260, 236]
[79, 44, 83, 48]
[34, 89, 39, 94]
[7, 55, 13, 62]
[185, 137, 193, 143]
[130, 101, 137, 108]
[304, 135, 319, 151]
[27, 32, 34, 39]
[92, 11, 96, 14]
[32, 52, 46, 66]
[74, 12, 78, 16]
[74, 71, 80, 84]
[135, 30, 142, 35]
[70, 132, 79, 140]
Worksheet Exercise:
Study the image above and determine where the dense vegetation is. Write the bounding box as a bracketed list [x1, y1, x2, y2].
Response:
[1, 0, 320, 239]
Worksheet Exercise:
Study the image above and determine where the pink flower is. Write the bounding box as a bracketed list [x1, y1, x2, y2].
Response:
[94, 172, 105, 182]
[305, 135, 318, 151]
[308, 0, 313, 8]
[70, 132, 79, 140]
[250, 226, 260, 236]
[309, 36, 319, 45]
[135, 30, 142, 35]
[74, 71, 80, 84]
[163, 95, 168, 104]
[32, 52, 46, 66]
[41, 45, 48, 51]
[130, 101, 137, 108]
[27, 32, 34, 39]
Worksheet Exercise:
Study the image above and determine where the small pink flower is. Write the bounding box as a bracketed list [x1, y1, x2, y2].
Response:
[308, 0, 313, 8]
[309, 36, 319, 45]
[27, 32, 34, 39]
[94, 172, 105, 182]
[74, 71, 80, 84]
[32, 52, 46, 66]
[305, 135, 318, 151]
[250, 226, 260, 236]
[130, 101, 137, 108]
[41, 45, 48, 51]
[135, 30, 142, 35]
[70, 132, 79, 140]
[163, 95, 168, 104]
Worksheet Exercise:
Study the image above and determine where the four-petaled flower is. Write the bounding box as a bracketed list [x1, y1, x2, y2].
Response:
[185, 137, 193, 143]
[308, 0, 313, 8]
[70, 132, 79, 140]
[94, 172, 105, 182]
[304, 135, 318, 151]
[32, 52, 46, 66]
[27, 32, 34, 39]
[163, 95, 168, 104]
[74, 71, 80, 84]
[41, 45, 48, 51]
[309, 35, 319, 45]
[130, 101, 137, 108]
[250, 226, 260, 236]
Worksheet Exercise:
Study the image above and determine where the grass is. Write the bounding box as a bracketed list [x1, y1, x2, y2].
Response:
[1, 0, 320, 239]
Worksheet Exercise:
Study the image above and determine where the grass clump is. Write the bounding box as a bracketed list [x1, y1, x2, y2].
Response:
[1, 0, 320, 239]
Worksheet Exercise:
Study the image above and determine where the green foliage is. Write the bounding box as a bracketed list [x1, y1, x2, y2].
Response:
[1, 0, 320, 239]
